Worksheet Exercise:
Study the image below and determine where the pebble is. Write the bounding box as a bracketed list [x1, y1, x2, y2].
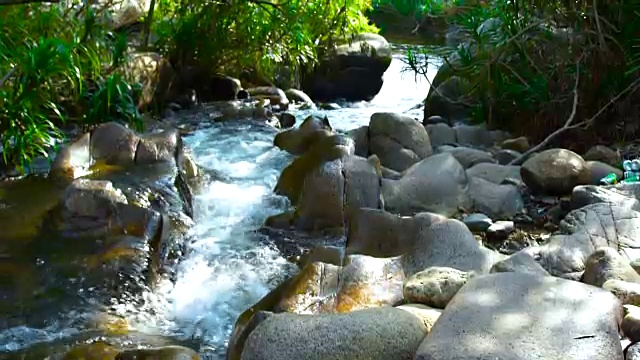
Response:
[463, 213, 493, 232]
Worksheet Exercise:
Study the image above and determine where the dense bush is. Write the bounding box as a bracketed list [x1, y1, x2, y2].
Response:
[405, 0, 640, 148]
[0, 3, 141, 172]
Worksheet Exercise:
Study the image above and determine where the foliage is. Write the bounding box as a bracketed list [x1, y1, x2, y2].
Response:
[0, 3, 144, 173]
[152, 0, 377, 82]
[404, 0, 640, 147]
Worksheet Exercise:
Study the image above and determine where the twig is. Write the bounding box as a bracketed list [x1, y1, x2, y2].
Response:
[509, 64, 640, 166]
[509, 59, 581, 165]
[592, 0, 606, 49]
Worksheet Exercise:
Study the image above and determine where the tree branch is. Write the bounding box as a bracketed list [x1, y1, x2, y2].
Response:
[509, 59, 581, 165]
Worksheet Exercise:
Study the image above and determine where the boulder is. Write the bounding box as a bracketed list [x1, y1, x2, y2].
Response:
[571, 184, 640, 211]
[462, 213, 493, 232]
[278, 112, 296, 129]
[240, 307, 426, 360]
[91, 122, 140, 166]
[521, 148, 591, 195]
[587, 160, 623, 185]
[629, 342, 640, 360]
[50, 132, 92, 179]
[501, 136, 530, 152]
[490, 251, 550, 276]
[603, 280, 640, 306]
[414, 272, 623, 360]
[423, 115, 449, 126]
[346, 208, 446, 258]
[439, 146, 493, 169]
[425, 123, 456, 147]
[468, 177, 524, 219]
[424, 76, 473, 123]
[401, 218, 502, 276]
[273, 115, 333, 155]
[284, 88, 314, 105]
[522, 203, 640, 278]
[582, 247, 640, 287]
[122, 52, 175, 111]
[403, 266, 472, 309]
[584, 145, 621, 167]
[347, 125, 369, 157]
[494, 149, 521, 165]
[395, 304, 442, 331]
[466, 163, 522, 184]
[301, 33, 392, 102]
[247, 86, 289, 109]
[208, 74, 242, 101]
[135, 128, 181, 164]
[63, 341, 120, 360]
[369, 112, 433, 172]
[454, 125, 493, 147]
[382, 152, 471, 217]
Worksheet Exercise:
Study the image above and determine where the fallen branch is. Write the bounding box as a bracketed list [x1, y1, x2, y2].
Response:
[509, 64, 640, 166]
[508, 59, 581, 165]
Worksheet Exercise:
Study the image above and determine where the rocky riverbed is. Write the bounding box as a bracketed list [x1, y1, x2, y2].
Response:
[1, 41, 640, 360]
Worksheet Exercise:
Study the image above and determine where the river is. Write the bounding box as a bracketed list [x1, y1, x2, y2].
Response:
[0, 47, 438, 359]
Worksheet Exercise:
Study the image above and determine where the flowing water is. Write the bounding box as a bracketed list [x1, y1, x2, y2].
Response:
[0, 47, 438, 359]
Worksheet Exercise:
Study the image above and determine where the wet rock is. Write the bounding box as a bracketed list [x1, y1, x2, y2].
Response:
[274, 134, 353, 205]
[179, 150, 200, 179]
[62, 178, 128, 218]
[63, 341, 120, 360]
[403, 266, 472, 309]
[50, 132, 92, 179]
[273, 114, 333, 155]
[440, 146, 494, 169]
[347, 125, 369, 157]
[240, 307, 426, 360]
[369, 112, 433, 172]
[298, 245, 344, 268]
[247, 86, 289, 110]
[494, 149, 521, 165]
[396, 304, 442, 330]
[583, 247, 640, 287]
[293, 153, 381, 233]
[302, 33, 392, 102]
[522, 203, 640, 278]
[319, 102, 341, 110]
[209, 74, 242, 101]
[486, 220, 515, 240]
[521, 148, 591, 195]
[401, 218, 502, 276]
[622, 305, 640, 343]
[123, 52, 175, 111]
[135, 128, 180, 164]
[284, 88, 314, 105]
[466, 163, 522, 184]
[278, 112, 296, 129]
[382, 152, 471, 217]
[425, 123, 456, 147]
[468, 177, 524, 219]
[501, 136, 530, 153]
[414, 272, 623, 360]
[346, 208, 446, 258]
[91, 122, 141, 166]
[490, 251, 549, 276]
[587, 160, 623, 185]
[604, 280, 640, 306]
[462, 213, 493, 232]
[115, 345, 200, 360]
[584, 145, 621, 167]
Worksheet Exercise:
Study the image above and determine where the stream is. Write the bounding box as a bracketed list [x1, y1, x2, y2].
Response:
[0, 47, 438, 359]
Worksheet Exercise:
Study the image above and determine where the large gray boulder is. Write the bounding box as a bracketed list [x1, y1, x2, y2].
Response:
[521, 148, 591, 195]
[382, 152, 471, 217]
[369, 112, 433, 172]
[425, 123, 456, 147]
[466, 163, 522, 184]
[414, 272, 623, 360]
[240, 307, 427, 360]
[302, 33, 392, 102]
[468, 176, 524, 219]
[439, 146, 493, 169]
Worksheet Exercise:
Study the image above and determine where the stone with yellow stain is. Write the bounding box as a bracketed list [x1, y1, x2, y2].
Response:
[62, 341, 121, 360]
